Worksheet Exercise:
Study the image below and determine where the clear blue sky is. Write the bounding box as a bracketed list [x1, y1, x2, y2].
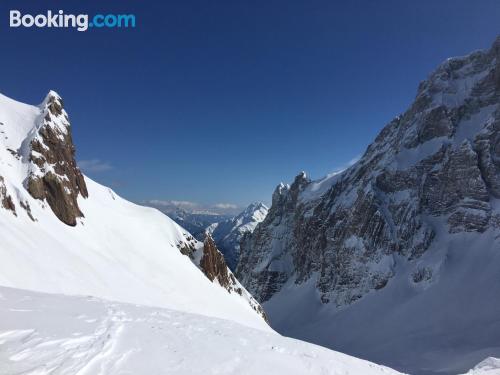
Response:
[1, 0, 499, 207]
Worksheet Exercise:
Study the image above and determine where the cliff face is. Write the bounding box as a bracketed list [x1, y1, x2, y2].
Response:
[236, 37, 500, 374]
[200, 234, 235, 289]
[238, 37, 500, 306]
[26, 91, 88, 226]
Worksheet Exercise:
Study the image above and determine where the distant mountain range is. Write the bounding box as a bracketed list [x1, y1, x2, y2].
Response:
[147, 200, 269, 270]
[207, 202, 268, 270]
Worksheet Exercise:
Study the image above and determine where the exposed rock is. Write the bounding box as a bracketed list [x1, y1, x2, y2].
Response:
[0, 176, 16, 215]
[19, 200, 35, 221]
[6, 148, 19, 159]
[200, 234, 234, 290]
[174, 231, 268, 322]
[176, 234, 197, 258]
[26, 91, 88, 226]
[200, 234, 268, 322]
[411, 266, 433, 284]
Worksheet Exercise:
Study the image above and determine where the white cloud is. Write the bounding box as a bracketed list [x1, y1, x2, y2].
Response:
[79, 159, 113, 173]
[144, 200, 241, 215]
[147, 200, 199, 209]
[214, 203, 238, 210]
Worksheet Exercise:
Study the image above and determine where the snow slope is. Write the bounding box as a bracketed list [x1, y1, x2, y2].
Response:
[264, 230, 500, 374]
[0, 91, 267, 331]
[0, 286, 404, 375]
[462, 358, 500, 375]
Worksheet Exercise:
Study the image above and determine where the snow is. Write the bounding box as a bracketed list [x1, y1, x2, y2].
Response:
[0, 177, 269, 329]
[0, 92, 40, 152]
[300, 170, 344, 202]
[462, 358, 500, 375]
[389, 102, 497, 172]
[392, 136, 449, 170]
[454, 105, 497, 144]
[0, 91, 267, 331]
[426, 58, 490, 109]
[228, 202, 268, 234]
[264, 229, 500, 374]
[0, 286, 404, 375]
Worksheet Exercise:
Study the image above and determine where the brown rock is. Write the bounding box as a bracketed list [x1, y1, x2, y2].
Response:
[26, 92, 88, 226]
[200, 234, 232, 290]
[0, 176, 16, 215]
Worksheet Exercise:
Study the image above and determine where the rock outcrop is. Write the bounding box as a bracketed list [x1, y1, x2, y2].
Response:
[200, 234, 236, 290]
[0, 176, 16, 215]
[26, 91, 88, 226]
[175, 232, 268, 322]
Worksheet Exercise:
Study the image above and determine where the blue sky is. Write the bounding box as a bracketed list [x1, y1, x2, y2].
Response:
[1, 0, 499, 208]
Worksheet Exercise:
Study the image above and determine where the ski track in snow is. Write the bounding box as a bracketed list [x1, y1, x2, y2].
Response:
[0, 286, 405, 375]
[0, 303, 126, 375]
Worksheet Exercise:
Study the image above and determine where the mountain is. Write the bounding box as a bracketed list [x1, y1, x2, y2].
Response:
[168, 209, 229, 241]
[0, 90, 407, 374]
[461, 358, 500, 375]
[207, 202, 269, 270]
[236, 37, 500, 374]
[0, 285, 403, 375]
[144, 200, 233, 240]
[0, 90, 266, 329]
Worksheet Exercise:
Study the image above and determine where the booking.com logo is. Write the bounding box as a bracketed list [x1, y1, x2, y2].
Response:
[9, 10, 136, 32]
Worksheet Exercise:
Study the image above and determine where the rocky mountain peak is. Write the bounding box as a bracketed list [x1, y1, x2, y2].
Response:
[26, 91, 88, 226]
[271, 182, 289, 205]
[234, 36, 500, 374]
[238, 35, 500, 306]
[42, 90, 64, 113]
[293, 171, 308, 184]
[206, 202, 269, 271]
[239, 201, 268, 220]
[244, 201, 266, 212]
